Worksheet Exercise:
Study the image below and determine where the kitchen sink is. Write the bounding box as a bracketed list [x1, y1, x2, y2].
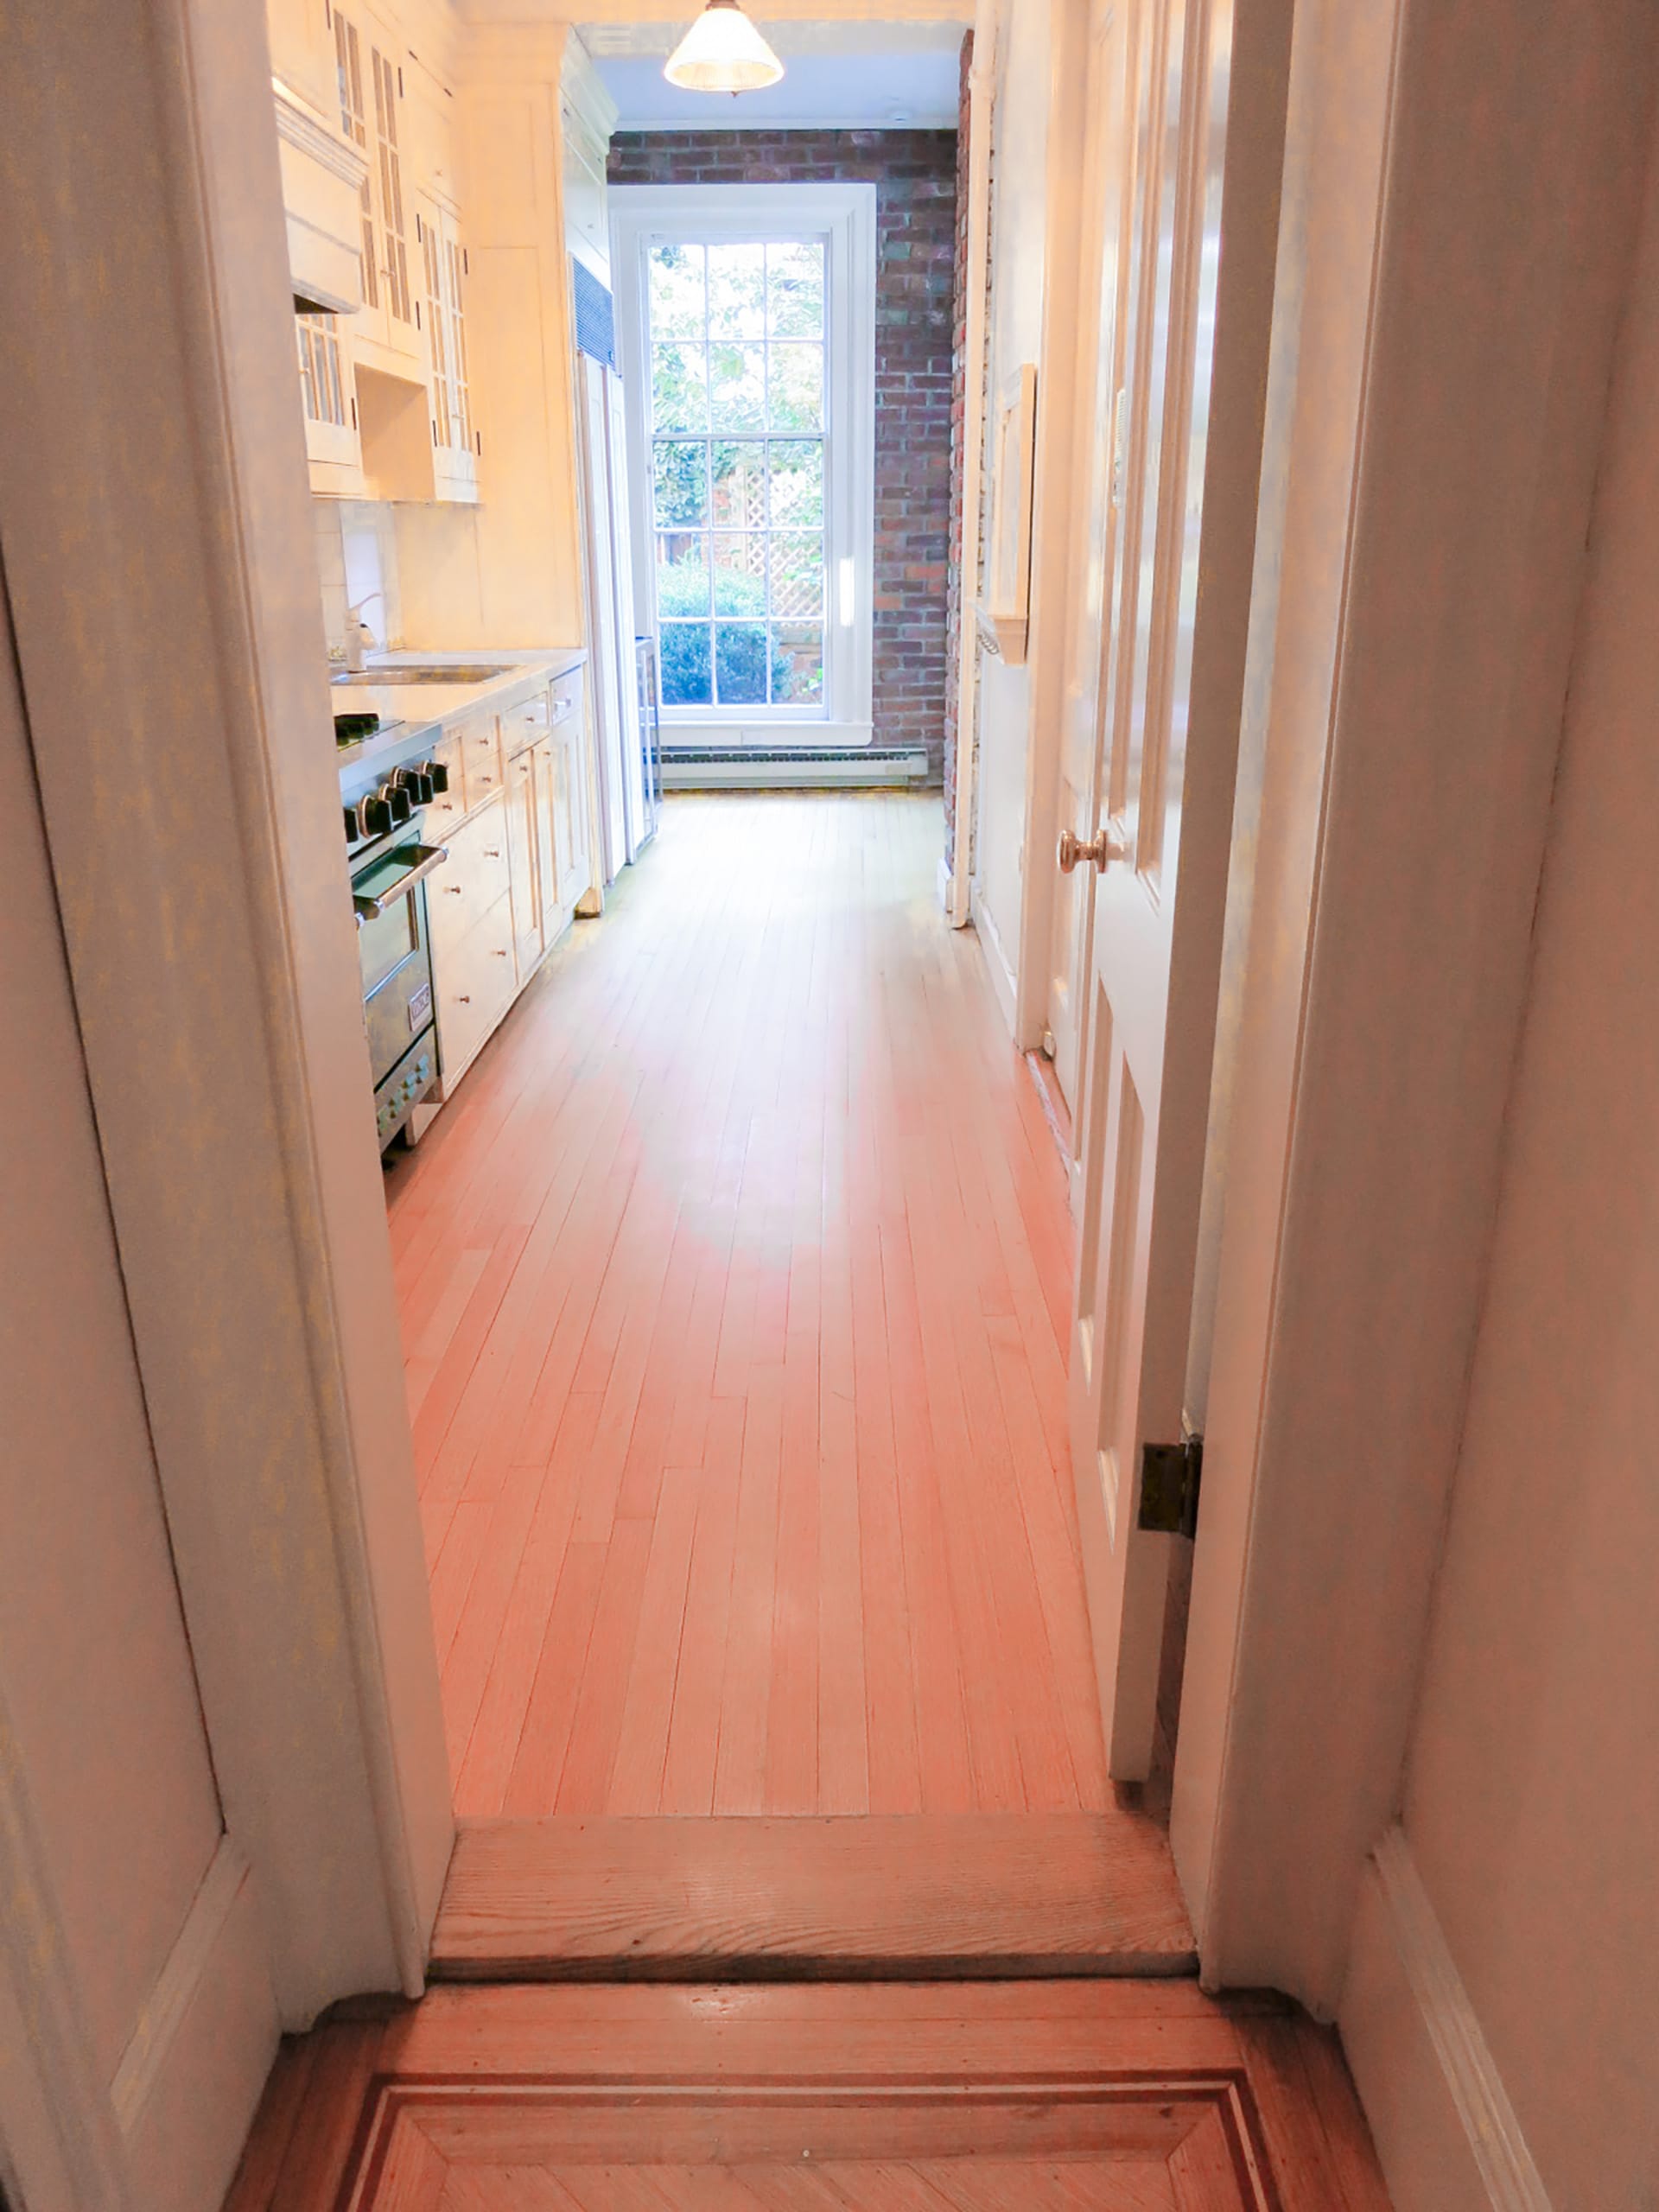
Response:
[331, 664, 511, 687]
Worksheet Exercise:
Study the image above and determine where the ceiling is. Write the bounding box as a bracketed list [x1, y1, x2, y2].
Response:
[581, 16, 966, 131]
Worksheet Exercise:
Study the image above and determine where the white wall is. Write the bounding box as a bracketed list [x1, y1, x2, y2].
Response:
[1342, 108, 1659, 2212]
[971, 0, 1053, 1023]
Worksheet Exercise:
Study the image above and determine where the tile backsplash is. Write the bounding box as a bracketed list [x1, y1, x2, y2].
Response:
[314, 499, 404, 658]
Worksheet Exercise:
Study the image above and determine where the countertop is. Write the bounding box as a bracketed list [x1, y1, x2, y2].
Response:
[334, 647, 586, 781]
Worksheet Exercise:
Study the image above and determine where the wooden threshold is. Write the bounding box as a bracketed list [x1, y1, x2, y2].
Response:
[429, 1812, 1197, 1981]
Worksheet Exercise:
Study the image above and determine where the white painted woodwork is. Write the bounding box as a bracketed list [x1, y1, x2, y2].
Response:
[1344, 99, 1659, 2209]
[454, 23, 588, 645]
[1171, 0, 1657, 2035]
[1045, 0, 1131, 1117]
[0, 596, 280, 2212]
[1067, 0, 1281, 1781]
[969, 0, 1056, 1033]
[0, 0, 454, 2087]
[504, 742, 544, 975]
[575, 348, 632, 884]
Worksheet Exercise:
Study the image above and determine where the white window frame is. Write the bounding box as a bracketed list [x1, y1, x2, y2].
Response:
[612, 182, 876, 748]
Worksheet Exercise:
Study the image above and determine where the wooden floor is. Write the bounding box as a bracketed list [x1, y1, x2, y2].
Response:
[223, 1981, 1393, 2211]
[387, 794, 1109, 1819]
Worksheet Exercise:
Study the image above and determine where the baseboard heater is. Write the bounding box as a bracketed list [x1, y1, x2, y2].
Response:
[663, 746, 931, 790]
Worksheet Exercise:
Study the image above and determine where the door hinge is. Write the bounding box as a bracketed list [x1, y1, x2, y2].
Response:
[1138, 1433, 1203, 1538]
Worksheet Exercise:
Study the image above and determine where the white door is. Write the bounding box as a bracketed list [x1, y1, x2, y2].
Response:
[1047, 0, 1134, 1118]
[576, 350, 630, 884]
[602, 363, 647, 861]
[1067, 0, 1255, 1777]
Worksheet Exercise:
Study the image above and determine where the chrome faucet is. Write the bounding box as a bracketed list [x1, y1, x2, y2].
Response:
[344, 592, 384, 673]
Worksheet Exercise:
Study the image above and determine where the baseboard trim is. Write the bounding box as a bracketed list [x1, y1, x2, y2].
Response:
[113, 1835, 279, 2212]
[1339, 1826, 1550, 2212]
[972, 886, 1020, 1035]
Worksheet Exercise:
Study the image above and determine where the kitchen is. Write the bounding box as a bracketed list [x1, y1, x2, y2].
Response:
[279, 0, 659, 1147]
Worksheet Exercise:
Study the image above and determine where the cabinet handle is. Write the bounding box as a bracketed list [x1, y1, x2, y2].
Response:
[456, 994, 471, 1003]
[484, 848, 502, 858]
[492, 948, 509, 957]
[442, 884, 462, 894]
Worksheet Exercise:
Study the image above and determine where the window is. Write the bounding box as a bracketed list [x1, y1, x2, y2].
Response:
[647, 240, 827, 711]
[614, 186, 876, 744]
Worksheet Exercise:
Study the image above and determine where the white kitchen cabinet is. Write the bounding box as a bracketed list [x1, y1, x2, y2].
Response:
[296, 310, 363, 493]
[416, 197, 480, 505]
[333, 3, 423, 376]
[503, 744, 543, 977]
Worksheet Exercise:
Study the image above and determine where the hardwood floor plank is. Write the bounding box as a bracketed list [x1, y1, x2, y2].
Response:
[385, 798, 1115, 1824]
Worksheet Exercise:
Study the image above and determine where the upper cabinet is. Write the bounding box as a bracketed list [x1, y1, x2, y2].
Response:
[333, 5, 423, 377]
[272, 0, 483, 502]
[417, 198, 479, 504]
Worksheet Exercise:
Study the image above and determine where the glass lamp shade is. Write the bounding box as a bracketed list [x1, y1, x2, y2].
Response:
[663, 1, 785, 93]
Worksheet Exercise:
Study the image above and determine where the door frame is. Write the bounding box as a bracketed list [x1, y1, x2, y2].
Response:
[0, 0, 452, 2116]
[1163, 0, 1657, 2013]
[2, 10, 1649, 2186]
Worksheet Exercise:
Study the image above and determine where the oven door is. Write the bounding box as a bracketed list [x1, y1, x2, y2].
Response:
[353, 839, 446, 1090]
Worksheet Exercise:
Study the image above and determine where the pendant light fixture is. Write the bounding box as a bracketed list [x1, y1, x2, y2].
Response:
[663, 0, 785, 94]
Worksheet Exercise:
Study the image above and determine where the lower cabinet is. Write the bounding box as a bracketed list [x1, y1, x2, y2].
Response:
[430, 794, 517, 1089]
[504, 745, 543, 975]
[434, 888, 517, 1084]
[424, 666, 589, 1102]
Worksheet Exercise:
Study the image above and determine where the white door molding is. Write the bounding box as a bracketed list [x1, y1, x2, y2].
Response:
[1340, 1830, 1551, 2212]
[0, 0, 452, 2036]
[1168, 0, 1656, 2012]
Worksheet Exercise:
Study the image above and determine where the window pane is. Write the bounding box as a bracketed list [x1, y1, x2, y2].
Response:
[710, 441, 768, 530]
[659, 622, 713, 706]
[767, 241, 823, 337]
[649, 243, 705, 338]
[652, 343, 708, 432]
[657, 538, 711, 616]
[772, 624, 824, 705]
[712, 533, 766, 616]
[709, 342, 766, 433]
[707, 242, 766, 337]
[715, 622, 771, 706]
[767, 441, 823, 526]
[653, 440, 709, 527]
[770, 532, 824, 620]
[768, 344, 823, 432]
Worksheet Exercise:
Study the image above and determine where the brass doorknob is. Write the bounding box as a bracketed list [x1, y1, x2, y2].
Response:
[1058, 827, 1126, 874]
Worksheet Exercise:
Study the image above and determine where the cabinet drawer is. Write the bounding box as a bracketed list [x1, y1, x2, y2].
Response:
[455, 714, 503, 810]
[550, 669, 582, 731]
[422, 730, 469, 840]
[500, 685, 552, 759]
[435, 890, 517, 1081]
[428, 793, 511, 957]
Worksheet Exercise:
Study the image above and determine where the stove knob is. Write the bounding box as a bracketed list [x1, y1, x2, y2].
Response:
[426, 760, 451, 793]
[358, 791, 393, 837]
[380, 781, 413, 826]
[395, 766, 435, 804]
[343, 805, 360, 844]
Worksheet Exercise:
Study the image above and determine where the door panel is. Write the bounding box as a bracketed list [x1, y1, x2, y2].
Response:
[1049, 0, 1133, 1112]
[0, 656, 223, 2080]
[1068, 0, 1247, 1777]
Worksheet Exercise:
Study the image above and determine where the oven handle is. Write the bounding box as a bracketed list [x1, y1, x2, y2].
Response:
[352, 842, 450, 922]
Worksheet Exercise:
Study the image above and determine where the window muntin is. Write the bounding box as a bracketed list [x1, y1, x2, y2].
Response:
[646, 239, 827, 711]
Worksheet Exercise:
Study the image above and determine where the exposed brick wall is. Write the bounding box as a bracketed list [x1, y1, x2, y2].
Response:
[943, 36, 972, 864]
[608, 129, 958, 780]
